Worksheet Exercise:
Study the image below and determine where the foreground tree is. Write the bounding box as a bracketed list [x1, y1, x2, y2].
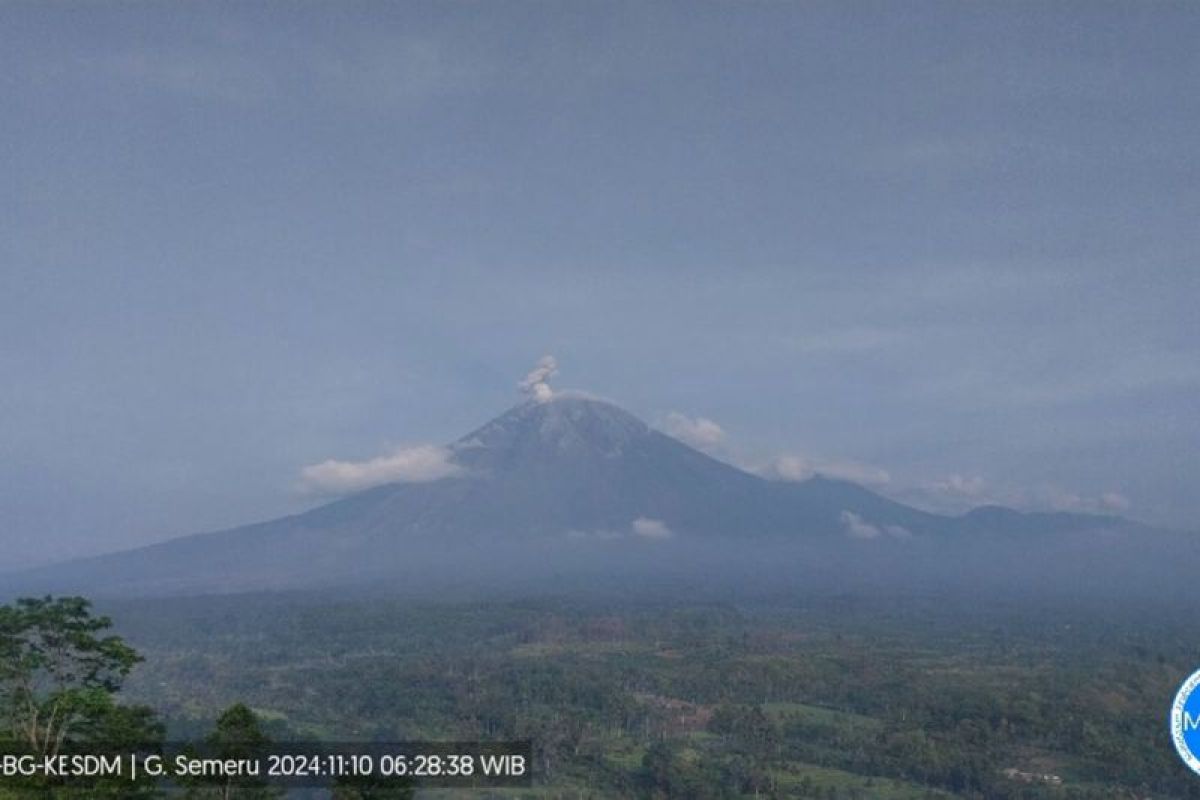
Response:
[181, 704, 281, 800]
[0, 596, 145, 756]
[331, 770, 415, 800]
[0, 595, 163, 797]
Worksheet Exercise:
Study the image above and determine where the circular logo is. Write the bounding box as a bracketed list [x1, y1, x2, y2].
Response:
[1171, 668, 1200, 775]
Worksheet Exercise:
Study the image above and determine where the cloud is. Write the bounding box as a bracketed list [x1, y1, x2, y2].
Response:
[896, 474, 995, 514]
[839, 511, 880, 539]
[913, 475, 1132, 517]
[1034, 485, 1132, 515]
[654, 409, 1129, 524]
[632, 517, 673, 539]
[663, 412, 726, 451]
[519, 355, 558, 402]
[927, 474, 988, 498]
[760, 454, 891, 487]
[565, 518, 675, 541]
[300, 444, 463, 494]
[839, 511, 910, 540]
[658, 411, 891, 488]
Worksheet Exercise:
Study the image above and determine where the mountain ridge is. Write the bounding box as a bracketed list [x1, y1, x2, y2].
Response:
[3, 394, 1165, 597]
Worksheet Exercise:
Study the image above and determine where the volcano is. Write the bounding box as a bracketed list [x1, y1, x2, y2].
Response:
[5, 394, 1179, 598]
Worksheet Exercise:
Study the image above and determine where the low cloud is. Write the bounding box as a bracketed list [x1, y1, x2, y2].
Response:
[565, 517, 675, 541]
[658, 411, 890, 488]
[519, 355, 558, 403]
[1036, 485, 1132, 515]
[632, 517, 673, 539]
[840, 511, 910, 540]
[928, 474, 988, 498]
[915, 474, 1132, 517]
[840, 511, 880, 539]
[656, 409, 1132, 523]
[663, 412, 726, 451]
[761, 455, 891, 487]
[301, 445, 463, 494]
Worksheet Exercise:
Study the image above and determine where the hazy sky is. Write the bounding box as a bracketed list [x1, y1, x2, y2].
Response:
[3, 1, 1197, 566]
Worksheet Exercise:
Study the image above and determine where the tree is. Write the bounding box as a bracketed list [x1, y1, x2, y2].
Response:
[0, 595, 163, 797]
[331, 770, 414, 800]
[0, 596, 144, 756]
[182, 704, 281, 800]
[207, 705, 272, 763]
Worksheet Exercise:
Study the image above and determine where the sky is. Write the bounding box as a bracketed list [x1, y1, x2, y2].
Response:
[2, 1, 1197, 567]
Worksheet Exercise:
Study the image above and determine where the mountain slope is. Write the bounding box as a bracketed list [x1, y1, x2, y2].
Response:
[5, 395, 1162, 596]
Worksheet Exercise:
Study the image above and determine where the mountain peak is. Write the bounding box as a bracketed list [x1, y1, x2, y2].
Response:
[453, 394, 650, 463]
[10, 380, 1169, 598]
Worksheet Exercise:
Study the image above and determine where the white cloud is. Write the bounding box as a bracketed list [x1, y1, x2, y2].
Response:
[913, 475, 1133, 517]
[760, 454, 891, 487]
[300, 444, 463, 494]
[840, 511, 880, 539]
[663, 412, 726, 451]
[565, 519, 675, 541]
[764, 455, 811, 481]
[839, 511, 910, 540]
[1035, 485, 1132, 515]
[1041, 486, 1087, 512]
[659, 413, 889, 488]
[519, 355, 558, 403]
[632, 517, 673, 539]
[927, 474, 988, 498]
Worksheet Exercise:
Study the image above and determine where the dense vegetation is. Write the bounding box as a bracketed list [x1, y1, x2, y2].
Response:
[0, 596, 163, 798]
[71, 591, 1200, 799]
[0, 596, 398, 798]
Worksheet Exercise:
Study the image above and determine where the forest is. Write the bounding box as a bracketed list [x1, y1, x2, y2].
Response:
[3, 589, 1188, 798]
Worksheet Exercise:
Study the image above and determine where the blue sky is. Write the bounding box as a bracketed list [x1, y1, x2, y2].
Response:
[2, 1, 1197, 566]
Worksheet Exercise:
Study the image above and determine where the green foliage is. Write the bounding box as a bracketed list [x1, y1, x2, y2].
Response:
[207, 704, 273, 762]
[641, 740, 734, 799]
[0, 596, 143, 755]
[0, 595, 163, 798]
[103, 593, 1200, 798]
[179, 704, 281, 799]
[330, 769, 415, 800]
